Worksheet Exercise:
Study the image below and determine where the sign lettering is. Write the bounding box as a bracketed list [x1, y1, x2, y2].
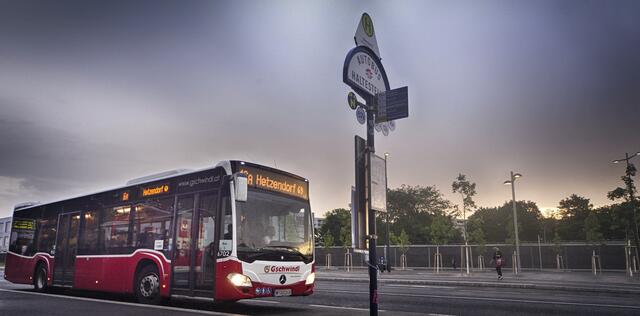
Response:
[239, 166, 308, 200]
[141, 184, 170, 197]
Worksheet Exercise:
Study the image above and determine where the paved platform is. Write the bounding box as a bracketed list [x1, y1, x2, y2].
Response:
[317, 267, 640, 294]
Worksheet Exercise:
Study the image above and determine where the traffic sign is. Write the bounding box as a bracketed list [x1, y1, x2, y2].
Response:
[356, 106, 366, 125]
[354, 13, 381, 59]
[376, 86, 409, 123]
[343, 46, 390, 100]
[348, 92, 358, 110]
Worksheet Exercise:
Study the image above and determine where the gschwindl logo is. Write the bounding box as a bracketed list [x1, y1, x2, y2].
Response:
[263, 265, 300, 273]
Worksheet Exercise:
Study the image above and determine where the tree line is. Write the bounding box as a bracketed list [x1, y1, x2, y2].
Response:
[317, 169, 639, 250]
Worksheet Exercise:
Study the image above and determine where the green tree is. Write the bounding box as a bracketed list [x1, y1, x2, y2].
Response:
[584, 211, 603, 247]
[339, 225, 351, 252]
[469, 201, 542, 243]
[385, 185, 454, 244]
[319, 208, 350, 246]
[391, 229, 411, 254]
[557, 194, 592, 241]
[467, 216, 486, 254]
[431, 214, 455, 246]
[452, 173, 477, 242]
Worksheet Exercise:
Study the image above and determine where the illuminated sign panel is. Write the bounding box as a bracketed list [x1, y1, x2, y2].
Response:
[239, 166, 308, 200]
[141, 183, 170, 197]
[12, 219, 35, 230]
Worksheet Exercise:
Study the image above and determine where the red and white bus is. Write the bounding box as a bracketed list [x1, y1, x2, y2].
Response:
[5, 161, 315, 303]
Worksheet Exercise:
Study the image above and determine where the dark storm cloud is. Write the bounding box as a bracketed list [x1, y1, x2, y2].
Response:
[0, 0, 639, 217]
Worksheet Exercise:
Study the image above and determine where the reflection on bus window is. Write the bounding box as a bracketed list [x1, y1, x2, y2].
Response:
[133, 197, 173, 257]
[100, 206, 131, 253]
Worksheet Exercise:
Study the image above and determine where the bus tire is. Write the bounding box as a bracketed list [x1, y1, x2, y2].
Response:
[34, 264, 48, 293]
[135, 264, 162, 305]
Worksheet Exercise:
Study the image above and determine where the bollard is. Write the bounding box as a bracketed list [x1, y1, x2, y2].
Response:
[556, 254, 564, 271]
[434, 251, 443, 274]
[625, 241, 634, 277]
[344, 252, 352, 271]
[591, 250, 601, 276]
[512, 251, 518, 275]
[326, 253, 332, 269]
[400, 254, 407, 270]
[477, 255, 485, 271]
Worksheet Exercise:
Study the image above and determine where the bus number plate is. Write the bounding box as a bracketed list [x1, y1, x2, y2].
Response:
[274, 289, 291, 297]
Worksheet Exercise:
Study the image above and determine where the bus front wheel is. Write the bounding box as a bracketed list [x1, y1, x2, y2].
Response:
[135, 265, 162, 305]
[34, 264, 48, 293]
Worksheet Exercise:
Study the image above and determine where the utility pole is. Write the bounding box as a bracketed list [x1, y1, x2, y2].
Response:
[504, 171, 523, 273]
[613, 152, 640, 258]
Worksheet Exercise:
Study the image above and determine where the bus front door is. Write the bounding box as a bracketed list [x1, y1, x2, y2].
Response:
[53, 212, 80, 286]
[172, 192, 218, 296]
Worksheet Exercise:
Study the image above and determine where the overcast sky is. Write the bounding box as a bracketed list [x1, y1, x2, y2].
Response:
[1, 0, 639, 219]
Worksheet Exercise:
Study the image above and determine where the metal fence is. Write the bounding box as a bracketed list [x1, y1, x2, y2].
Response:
[315, 241, 637, 271]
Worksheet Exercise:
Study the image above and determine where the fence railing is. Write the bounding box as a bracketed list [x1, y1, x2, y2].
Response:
[315, 241, 634, 271]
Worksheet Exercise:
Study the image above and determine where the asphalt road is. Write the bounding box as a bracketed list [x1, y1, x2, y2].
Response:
[1, 276, 639, 315]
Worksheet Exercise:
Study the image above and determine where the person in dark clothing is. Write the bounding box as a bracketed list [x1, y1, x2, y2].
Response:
[493, 247, 503, 280]
[451, 257, 457, 270]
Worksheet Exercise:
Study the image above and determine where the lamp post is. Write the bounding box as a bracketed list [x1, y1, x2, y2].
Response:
[504, 171, 523, 274]
[384, 152, 391, 272]
[613, 152, 640, 256]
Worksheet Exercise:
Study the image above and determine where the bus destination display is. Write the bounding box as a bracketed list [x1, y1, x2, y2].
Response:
[239, 166, 308, 200]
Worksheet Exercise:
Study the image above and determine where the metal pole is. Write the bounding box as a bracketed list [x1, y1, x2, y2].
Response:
[366, 99, 378, 316]
[462, 195, 470, 275]
[511, 171, 522, 273]
[385, 154, 391, 272]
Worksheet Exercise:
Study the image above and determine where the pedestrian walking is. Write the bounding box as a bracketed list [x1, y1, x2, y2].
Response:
[492, 247, 503, 280]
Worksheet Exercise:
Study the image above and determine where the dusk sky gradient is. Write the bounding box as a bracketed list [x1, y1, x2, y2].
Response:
[1, 0, 639, 218]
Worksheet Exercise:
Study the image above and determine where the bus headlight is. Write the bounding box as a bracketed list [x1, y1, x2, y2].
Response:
[305, 272, 315, 285]
[227, 273, 252, 287]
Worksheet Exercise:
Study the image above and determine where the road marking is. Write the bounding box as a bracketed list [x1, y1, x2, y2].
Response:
[243, 299, 280, 304]
[384, 284, 455, 289]
[0, 289, 245, 316]
[309, 304, 386, 312]
[317, 289, 640, 310]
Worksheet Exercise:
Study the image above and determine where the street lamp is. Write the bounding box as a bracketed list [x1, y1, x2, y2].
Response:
[612, 151, 640, 257]
[504, 171, 523, 274]
[384, 152, 391, 272]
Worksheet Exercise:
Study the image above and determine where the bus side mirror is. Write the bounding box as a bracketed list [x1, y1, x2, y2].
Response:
[233, 173, 248, 202]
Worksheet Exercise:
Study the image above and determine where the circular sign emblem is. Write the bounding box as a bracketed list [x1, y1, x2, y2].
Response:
[348, 92, 358, 110]
[279, 275, 287, 285]
[356, 106, 366, 125]
[374, 123, 382, 132]
[362, 13, 374, 37]
[388, 120, 396, 131]
[382, 123, 389, 136]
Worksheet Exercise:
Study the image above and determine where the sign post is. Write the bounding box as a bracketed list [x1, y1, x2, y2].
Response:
[342, 13, 408, 316]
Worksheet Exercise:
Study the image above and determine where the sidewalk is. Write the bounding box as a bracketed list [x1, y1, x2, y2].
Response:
[317, 267, 640, 294]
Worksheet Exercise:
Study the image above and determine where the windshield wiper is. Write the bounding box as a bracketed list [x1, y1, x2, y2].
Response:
[260, 245, 311, 259]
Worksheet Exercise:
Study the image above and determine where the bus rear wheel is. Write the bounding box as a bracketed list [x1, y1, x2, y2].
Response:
[135, 265, 162, 305]
[34, 264, 48, 293]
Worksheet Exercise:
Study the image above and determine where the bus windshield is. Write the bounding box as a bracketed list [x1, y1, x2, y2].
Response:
[236, 190, 313, 263]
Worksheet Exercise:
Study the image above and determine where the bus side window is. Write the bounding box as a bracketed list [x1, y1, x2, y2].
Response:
[36, 207, 58, 255]
[79, 211, 99, 255]
[100, 206, 131, 254]
[132, 197, 173, 256]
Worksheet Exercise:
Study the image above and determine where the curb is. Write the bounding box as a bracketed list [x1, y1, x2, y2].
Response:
[317, 276, 640, 295]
